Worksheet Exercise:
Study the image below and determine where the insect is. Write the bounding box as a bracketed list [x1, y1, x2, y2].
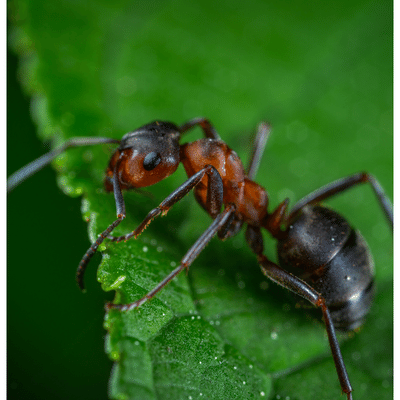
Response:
[7, 118, 393, 399]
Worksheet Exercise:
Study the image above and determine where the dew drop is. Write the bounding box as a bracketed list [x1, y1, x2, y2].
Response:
[382, 380, 390, 388]
[109, 275, 126, 290]
[247, 297, 254, 305]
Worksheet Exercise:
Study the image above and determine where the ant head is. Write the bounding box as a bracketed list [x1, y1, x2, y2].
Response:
[105, 121, 181, 190]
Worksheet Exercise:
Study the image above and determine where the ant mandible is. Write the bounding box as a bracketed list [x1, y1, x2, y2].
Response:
[7, 117, 393, 399]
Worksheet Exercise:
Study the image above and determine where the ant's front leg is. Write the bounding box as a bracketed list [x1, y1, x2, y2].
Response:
[7, 137, 120, 191]
[77, 164, 222, 290]
[76, 160, 126, 290]
[106, 204, 236, 311]
[106, 165, 227, 311]
[108, 164, 223, 242]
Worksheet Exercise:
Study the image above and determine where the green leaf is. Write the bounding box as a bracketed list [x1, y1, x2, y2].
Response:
[9, 1, 392, 399]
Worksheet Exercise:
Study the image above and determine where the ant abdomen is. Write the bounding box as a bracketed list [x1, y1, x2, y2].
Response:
[277, 205, 375, 331]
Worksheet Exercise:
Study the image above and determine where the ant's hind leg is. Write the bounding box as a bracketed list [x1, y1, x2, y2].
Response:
[7, 137, 120, 191]
[245, 225, 353, 400]
[288, 172, 393, 228]
[106, 204, 236, 311]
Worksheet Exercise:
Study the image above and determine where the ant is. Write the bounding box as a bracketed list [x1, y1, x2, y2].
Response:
[7, 118, 393, 399]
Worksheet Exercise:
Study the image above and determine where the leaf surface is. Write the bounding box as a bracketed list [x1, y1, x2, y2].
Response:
[9, 0, 392, 399]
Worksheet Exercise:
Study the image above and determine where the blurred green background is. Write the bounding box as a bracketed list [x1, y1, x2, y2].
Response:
[7, 50, 113, 399]
[7, 0, 392, 399]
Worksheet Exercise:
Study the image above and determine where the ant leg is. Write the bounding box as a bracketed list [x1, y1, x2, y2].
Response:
[246, 122, 272, 180]
[76, 161, 126, 291]
[246, 225, 353, 400]
[108, 164, 223, 242]
[258, 255, 353, 399]
[106, 204, 236, 311]
[289, 172, 393, 228]
[7, 136, 120, 191]
[179, 117, 221, 140]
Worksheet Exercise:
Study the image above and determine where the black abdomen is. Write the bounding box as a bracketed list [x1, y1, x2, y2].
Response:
[277, 205, 375, 331]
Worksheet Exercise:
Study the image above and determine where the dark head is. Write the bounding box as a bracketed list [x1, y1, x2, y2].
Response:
[105, 121, 181, 191]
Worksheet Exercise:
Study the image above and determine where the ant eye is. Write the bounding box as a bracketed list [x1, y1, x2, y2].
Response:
[143, 152, 161, 171]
